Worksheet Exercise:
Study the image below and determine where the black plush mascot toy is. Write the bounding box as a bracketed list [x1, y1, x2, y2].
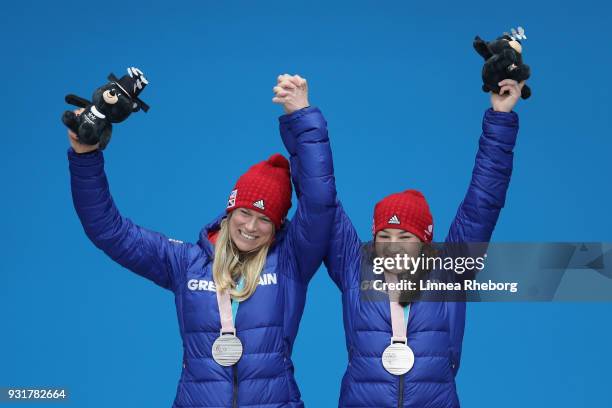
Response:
[473, 26, 531, 99]
[62, 67, 149, 150]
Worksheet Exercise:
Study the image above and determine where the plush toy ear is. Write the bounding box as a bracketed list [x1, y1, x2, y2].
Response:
[473, 36, 493, 60]
[521, 84, 532, 99]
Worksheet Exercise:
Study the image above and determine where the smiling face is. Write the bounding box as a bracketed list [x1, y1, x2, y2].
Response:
[228, 208, 275, 252]
[375, 228, 423, 271]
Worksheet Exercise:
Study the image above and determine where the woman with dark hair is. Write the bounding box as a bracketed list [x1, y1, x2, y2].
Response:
[280, 77, 526, 407]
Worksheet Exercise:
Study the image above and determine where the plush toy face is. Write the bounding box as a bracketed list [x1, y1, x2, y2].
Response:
[489, 35, 522, 56]
[91, 83, 136, 123]
[507, 39, 522, 54]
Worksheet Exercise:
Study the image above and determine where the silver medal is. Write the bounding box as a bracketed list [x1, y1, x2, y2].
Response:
[382, 340, 415, 376]
[212, 330, 243, 366]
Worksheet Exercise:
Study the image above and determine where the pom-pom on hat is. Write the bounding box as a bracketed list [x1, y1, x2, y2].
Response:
[226, 153, 292, 230]
[373, 189, 434, 242]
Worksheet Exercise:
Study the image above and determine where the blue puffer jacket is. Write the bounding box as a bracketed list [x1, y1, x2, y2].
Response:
[68, 107, 336, 408]
[285, 108, 519, 408]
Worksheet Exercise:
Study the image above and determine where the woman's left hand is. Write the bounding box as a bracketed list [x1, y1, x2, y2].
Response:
[273, 74, 309, 114]
[491, 79, 525, 113]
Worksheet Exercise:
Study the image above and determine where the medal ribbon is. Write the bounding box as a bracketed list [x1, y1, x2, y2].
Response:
[389, 301, 411, 342]
[216, 277, 245, 335]
[231, 277, 245, 323]
[216, 289, 235, 335]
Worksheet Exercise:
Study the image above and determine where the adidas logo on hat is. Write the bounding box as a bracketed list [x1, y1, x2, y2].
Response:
[253, 199, 265, 210]
[388, 214, 401, 224]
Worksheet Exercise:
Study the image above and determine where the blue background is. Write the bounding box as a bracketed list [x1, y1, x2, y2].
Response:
[2, 0, 611, 406]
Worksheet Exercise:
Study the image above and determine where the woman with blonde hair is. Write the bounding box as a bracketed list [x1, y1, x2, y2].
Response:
[67, 73, 336, 407]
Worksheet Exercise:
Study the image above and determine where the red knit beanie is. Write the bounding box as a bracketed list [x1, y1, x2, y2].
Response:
[373, 189, 434, 242]
[226, 153, 292, 229]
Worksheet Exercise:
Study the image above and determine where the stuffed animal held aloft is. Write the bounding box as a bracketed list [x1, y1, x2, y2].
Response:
[473, 27, 531, 99]
[62, 67, 150, 150]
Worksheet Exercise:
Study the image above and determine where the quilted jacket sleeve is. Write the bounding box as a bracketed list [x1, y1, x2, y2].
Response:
[445, 107, 520, 375]
[280, 108, 361, 291]
[445, 108, 519, 243]
[68, 147, 186, 291]
[323, 203, 362, 292]
[278, 107, 337, 284]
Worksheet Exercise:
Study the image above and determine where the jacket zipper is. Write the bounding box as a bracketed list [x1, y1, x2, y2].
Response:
[397, 374, 405, 408]
[232, 366, 238, 408]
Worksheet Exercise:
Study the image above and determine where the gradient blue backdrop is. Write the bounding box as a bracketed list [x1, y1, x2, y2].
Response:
[2, 1, 611, 406]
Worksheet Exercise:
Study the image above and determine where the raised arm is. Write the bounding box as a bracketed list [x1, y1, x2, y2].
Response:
[446, 80, 523, 243]
[67, 113, 185, 291]
[324, 203, 362, 292]
[275, 75, 361, 291]
[273, 74, 337, 284]
[445, 79, 525, 376]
